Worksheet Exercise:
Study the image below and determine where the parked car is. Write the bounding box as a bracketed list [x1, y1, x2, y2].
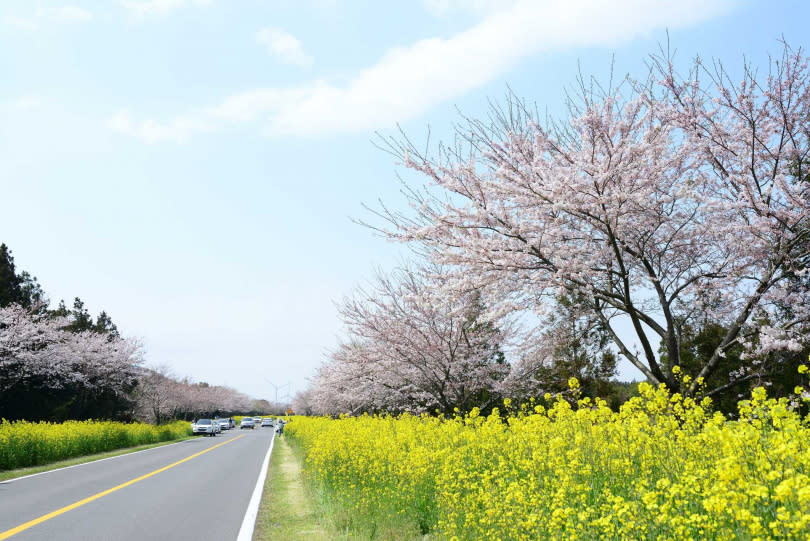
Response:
[261, 418, 273, 427]
[191, 418, 218, 436]
[217, 418, 232, 430]
[240, 417, 255, 429]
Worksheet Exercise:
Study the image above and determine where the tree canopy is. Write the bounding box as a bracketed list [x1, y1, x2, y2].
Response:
[367, 41, 809, 403]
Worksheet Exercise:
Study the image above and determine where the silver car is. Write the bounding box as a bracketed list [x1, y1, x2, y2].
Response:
[191, 418, 217, 436]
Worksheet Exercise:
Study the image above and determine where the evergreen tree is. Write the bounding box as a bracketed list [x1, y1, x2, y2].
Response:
[0, 243, 45, 309]
[69, 297, 94, 332]
[0, 244, 21, 307]
[52, 297, 120, 339]
[95, 311, 119, 339]
[0, 243, 129, 421]
[52, 299, 69, 317]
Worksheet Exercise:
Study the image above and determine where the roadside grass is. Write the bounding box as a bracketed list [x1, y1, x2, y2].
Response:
[0, 436, 196, 482]
[253, 435, 432, 541]
[253, 434, 334, 541]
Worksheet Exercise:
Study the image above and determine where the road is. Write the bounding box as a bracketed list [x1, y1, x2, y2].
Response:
[0, 427, 275, 541]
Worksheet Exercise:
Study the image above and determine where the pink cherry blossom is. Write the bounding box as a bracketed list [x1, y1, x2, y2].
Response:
[369, 42, 810, 395]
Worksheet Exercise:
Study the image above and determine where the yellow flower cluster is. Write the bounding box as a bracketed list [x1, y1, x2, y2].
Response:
[286, 383, 810, 540]
[0, 419, 191, 470]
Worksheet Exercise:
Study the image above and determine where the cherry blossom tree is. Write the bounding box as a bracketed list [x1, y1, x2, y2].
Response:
[0, 304, 70, 394]
[291, 387, 315, 416]
[372, 42, 810, 397]
[134, 364, 181, 424]
[0, 304, 143, 420]
[502, 293, 617, 401]
[310, 341, 399, 415]
[148, 374, 253, 420]
[168, 379, 248, 418]
[2, 295, 255, 421]
[315, 265, 509, 415]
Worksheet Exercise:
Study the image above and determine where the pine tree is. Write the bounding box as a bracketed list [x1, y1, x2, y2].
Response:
[0, 244, 23, 307]
[0, 243, 45, 309]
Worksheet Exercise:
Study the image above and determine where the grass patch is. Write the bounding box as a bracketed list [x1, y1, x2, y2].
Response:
[253, 435, 334, 540]
[0, 436, 195, 482]
[253, 435, 432, 541]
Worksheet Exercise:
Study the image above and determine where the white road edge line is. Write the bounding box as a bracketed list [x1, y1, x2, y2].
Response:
[0, 436, 206, 484]
[236, 432, 276, 541]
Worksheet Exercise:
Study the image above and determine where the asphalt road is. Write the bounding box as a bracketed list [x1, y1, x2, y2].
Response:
[0, 427, 275, 541]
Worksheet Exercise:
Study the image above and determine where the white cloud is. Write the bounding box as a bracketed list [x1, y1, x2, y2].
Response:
[120, 0, 212, 19]
[1, 16, 40, 30]
[111, 0, 739, 142]
[256, 27, 314, 67]
[109, 108, 215, 143]
[8, 96, 43, 111]
[423, 0, 516, 17]
[38, 6, 93, 22]
[2, 5, 92, 29]
[1, 96, 44, 113]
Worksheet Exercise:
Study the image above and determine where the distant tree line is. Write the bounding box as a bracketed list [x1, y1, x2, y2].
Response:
[133, 364, 258, 424]
[0, 243, 257, 423]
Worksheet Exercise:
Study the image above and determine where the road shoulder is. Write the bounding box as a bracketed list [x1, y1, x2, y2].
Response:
[252, 435, 333, 541]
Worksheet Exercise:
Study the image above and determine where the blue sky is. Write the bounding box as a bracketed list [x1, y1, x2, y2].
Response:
[1, 0, 808, 401]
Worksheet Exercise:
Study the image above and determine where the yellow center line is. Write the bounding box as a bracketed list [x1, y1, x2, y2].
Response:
[0, 434, 246, 540]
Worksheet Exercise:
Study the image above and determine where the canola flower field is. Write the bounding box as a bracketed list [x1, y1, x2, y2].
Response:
[0, 419, 192, 470]
[286, 374, 810, 540]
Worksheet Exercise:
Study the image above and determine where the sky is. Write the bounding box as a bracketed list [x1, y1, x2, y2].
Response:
[1, 0, 809, 402]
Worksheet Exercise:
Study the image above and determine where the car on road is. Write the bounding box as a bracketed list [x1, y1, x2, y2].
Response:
[240, 417, 255, 429]
[217, 418, 233, 430]
[191, 418, 218, 436]
[261, 418, 273, 427]
[253, 416, 263, 426]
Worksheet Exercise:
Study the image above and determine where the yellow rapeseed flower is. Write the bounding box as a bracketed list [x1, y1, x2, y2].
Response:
[284, 384, 810, 540]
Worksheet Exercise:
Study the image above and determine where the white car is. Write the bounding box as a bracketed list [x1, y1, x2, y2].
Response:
[240, 417, 255, 429]
[217, 418, 232, 430]
[261, 418, 273, 427]
[191, 418, 218, 436]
